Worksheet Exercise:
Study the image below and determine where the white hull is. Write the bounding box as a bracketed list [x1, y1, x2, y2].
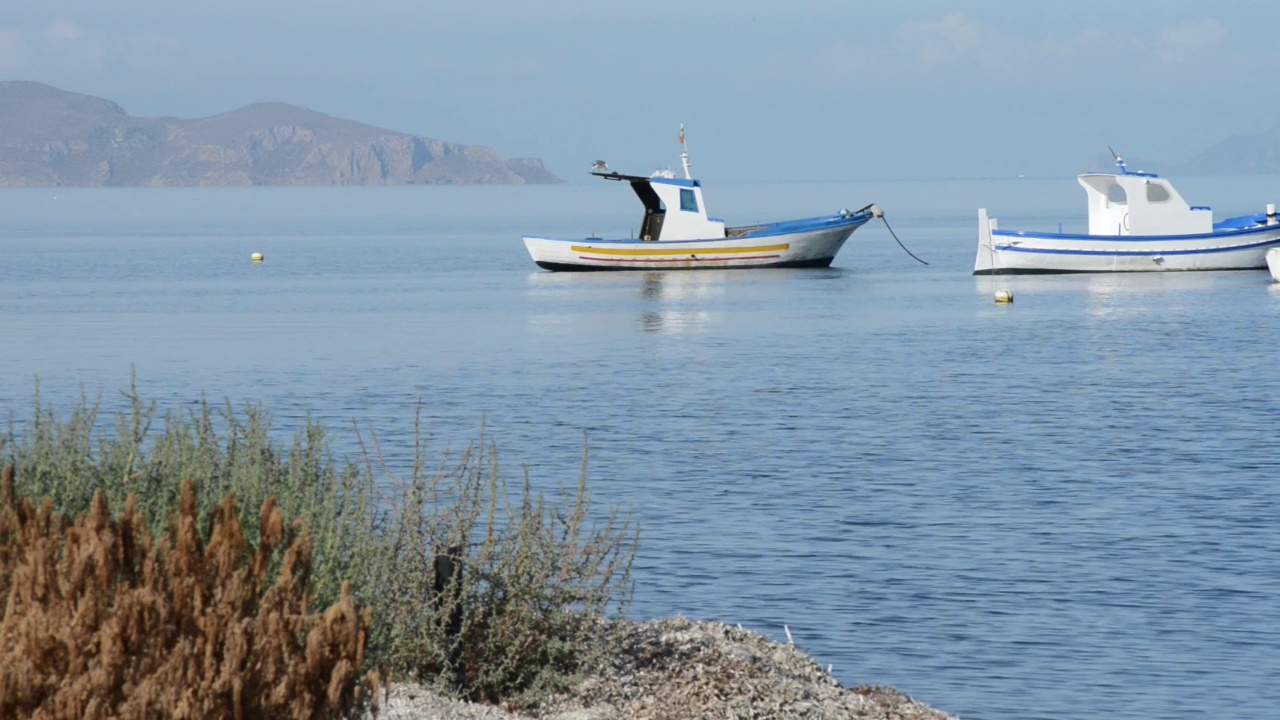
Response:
[523, 215, 868, 271]
[976, 209, 1280, 274]
[1268, 247, 1280, 281]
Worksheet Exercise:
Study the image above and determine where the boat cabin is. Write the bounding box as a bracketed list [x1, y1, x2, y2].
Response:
[1078, 170, 1211, 236]
[593, 171, 726, 241]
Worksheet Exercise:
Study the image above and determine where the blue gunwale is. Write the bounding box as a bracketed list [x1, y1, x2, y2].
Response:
[993, 219, 1280, 243]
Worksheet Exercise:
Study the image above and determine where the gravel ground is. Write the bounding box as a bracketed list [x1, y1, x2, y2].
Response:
[370, 617, 956, 720]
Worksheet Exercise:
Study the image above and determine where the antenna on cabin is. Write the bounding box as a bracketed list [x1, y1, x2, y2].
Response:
[1108, 146, 1128, 174]
[678, 123, 692, 180]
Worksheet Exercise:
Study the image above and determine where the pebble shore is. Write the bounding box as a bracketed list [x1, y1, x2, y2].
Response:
[370, 617, 957, 720]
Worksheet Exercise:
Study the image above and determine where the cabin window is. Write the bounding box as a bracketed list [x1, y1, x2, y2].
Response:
[679, 188, 698, 212]
[1106, 184, 1128, 205]
[1146, 183, 1170, 203]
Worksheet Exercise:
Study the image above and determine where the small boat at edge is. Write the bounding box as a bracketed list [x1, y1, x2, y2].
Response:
[975, 152, 1280, 274]
[523, 127, 878, 271]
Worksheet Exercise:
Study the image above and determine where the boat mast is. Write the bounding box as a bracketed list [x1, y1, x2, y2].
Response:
[679, 123, 692, 180]
[1108, 146, 1129, 175]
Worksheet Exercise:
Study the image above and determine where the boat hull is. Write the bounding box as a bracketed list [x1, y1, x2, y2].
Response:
[975, 210, 1280, 275]
[1268, 247, 1280, 282]
[523, 214, 869, 271]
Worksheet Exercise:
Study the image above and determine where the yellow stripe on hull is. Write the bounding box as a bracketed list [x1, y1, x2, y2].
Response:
[570, 243, 790, 257]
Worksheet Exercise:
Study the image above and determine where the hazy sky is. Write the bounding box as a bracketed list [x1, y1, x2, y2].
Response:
[4, 1, 1279, 181]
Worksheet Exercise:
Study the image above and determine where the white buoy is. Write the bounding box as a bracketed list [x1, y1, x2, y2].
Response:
[250, 252, 264, 263]
[994, 289, 1014, 304]
[1266, 247, 1280, 282]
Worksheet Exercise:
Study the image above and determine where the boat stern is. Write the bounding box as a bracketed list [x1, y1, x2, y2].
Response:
[974, 208, 999, 275]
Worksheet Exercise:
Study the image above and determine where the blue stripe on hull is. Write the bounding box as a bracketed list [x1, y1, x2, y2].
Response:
[994, 236, 1280, 257]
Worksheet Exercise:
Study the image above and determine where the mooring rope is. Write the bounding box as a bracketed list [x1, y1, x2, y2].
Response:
[853, 203, 929, 265]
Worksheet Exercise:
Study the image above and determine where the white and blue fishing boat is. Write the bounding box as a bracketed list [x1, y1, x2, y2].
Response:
[523, 129, 878, 271]
[975, 152, 1280, 274]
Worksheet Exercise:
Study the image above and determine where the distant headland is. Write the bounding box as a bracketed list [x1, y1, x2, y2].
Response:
[1086, 126, 1280, 177]
[0, 81, 563, 187]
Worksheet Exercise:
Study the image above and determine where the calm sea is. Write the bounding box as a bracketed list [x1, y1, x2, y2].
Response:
[2, 178, 1278, 720]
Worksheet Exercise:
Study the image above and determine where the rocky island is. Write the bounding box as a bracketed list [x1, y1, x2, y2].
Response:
[0, 81, 562, 187]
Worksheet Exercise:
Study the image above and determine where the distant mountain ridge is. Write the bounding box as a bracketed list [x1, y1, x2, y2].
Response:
[0, 82, 562, 186]
[1087, 123, 1280, 177]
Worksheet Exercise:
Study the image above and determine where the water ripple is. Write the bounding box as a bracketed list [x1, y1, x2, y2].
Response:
[1, 184, 1277, 720]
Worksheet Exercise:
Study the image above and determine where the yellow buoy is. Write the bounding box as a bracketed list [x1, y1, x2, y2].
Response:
[994, 289, 1014, 304]
[251, 252, 264, 263]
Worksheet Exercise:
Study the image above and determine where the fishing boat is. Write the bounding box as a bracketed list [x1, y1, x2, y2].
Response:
[974, 152, 1280, 274]
[522, 128, 878, 271]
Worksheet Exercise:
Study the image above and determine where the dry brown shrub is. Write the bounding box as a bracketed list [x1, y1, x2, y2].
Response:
[0, 464, 378, 720]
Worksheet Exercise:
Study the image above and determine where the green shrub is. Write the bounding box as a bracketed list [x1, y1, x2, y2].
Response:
[377, 436, 636, 706]
[1, 381, 637, 710]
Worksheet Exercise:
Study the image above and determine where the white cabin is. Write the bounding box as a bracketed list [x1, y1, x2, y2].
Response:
[591, 171, 728, 241]
[1079, 171, 1211, 236]
[643, 177, 726, 241]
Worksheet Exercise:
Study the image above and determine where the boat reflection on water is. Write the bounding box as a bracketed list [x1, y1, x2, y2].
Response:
[524, 265, 848, 337]
[973, 267, 1271, 319]
[638, 271, 719, 334]
[521, 268, 731, 336]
